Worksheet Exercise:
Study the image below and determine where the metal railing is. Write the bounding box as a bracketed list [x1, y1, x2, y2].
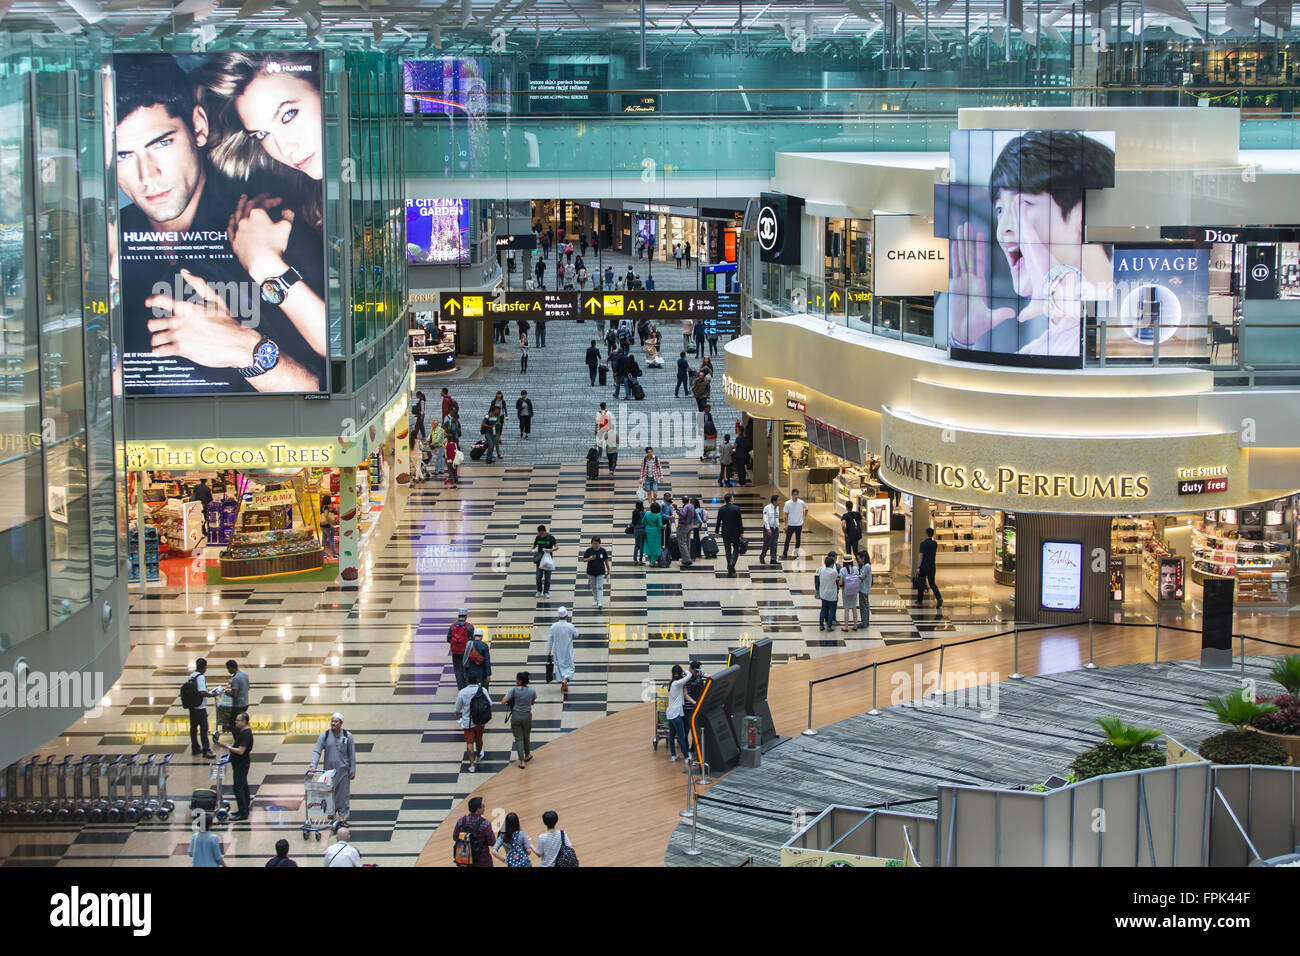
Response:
[801, 618, 1300, 736]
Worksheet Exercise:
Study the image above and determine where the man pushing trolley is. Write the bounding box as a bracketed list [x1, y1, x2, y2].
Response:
[308, 713, 357, 827]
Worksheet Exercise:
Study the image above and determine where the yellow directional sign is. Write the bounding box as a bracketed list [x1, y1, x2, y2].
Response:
[584, 297, 603, 314]
[829, 290, 842, 308]
[444, 298, 462, 315]
[602, 295, 623, 316]
[463, 295, 484, 317]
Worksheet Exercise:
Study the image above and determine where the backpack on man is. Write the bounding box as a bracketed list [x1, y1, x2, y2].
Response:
[453, 815, 481, 867]
[180, 673, 203, 709]
[449, 622, 472, 656]
[468, 686, 493, 726]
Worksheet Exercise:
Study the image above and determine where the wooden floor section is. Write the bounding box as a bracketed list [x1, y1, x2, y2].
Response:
[417, 622, 1300, 867]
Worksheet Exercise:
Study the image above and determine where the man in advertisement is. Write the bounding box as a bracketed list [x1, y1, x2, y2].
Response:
[941, 130, 1115, 363]
[114, 53, 327, 395]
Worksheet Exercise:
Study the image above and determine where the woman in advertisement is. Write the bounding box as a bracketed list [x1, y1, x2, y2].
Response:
[197, 52, 328, 364]
[947, 130, 1115, 359]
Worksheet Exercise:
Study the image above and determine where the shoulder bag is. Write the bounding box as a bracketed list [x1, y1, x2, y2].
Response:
[554, 830, 580, 867]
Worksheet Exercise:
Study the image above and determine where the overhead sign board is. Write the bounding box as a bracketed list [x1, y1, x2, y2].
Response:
[439, 291, 580, 320]
[495, 233, 538, 250]
[438, 290, 736, 321]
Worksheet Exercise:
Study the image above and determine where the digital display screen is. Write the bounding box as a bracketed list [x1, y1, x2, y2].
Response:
[526, 62, 609, 112]
[1158, 556, 1185, 601]
[935, 130, 1116, 368]
[1040, 540, 1083, 611]
[1104, 247, 1210, 358]
[114, 52, 328, 396]
[407, 198, 470, 264]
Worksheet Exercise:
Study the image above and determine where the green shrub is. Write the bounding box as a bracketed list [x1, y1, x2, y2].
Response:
[1197, 730, 1290, 766]
[1268, 656, 1300, 697]
[1069, 743, 1166, 781]
[1203, 689, 1278, 732]
[1095, 716, 1162, 752]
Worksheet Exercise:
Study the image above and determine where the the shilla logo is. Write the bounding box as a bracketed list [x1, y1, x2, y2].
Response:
[50, 887, 151, 936]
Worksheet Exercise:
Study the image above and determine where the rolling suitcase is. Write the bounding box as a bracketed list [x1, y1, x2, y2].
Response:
[598, 364, 608, 386]
[701, 534, 719, 559]
[586, 447, 601, 479]
[630, 379, 645, 401]
[667, 538, 682, 562]
[191, 787, 218, 812]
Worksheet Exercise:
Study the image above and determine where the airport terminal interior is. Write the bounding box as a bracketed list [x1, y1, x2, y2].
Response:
[4, 0, 1300, 883]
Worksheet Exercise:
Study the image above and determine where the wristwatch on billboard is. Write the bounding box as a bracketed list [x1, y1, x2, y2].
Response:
[237, 336, 280, 378]
[1044, 264, 1083, 318]
[259, 266, 303, 305]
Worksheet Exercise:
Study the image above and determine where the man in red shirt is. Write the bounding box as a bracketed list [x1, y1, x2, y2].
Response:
[441, 387, 453, 421]
[453, 796, 496, 867]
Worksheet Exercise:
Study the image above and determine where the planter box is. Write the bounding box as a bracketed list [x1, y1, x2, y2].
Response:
[1250, 726, 1300, 765]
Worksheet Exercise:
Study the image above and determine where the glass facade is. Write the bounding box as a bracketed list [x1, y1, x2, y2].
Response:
[0, 47, 123, 650]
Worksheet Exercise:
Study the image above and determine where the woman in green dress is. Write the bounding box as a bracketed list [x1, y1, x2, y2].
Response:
[643, 501, 664, 565]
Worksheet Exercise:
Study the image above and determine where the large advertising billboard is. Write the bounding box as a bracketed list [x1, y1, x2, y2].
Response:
[407, 198, 470, 264]
[1040, 540, 1083, 612]
[1102, 247, 1211, 359]
[113, 52, 328, 396]
[935, 130, 1116, 368]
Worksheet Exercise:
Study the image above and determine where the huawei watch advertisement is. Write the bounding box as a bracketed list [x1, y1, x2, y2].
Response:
[113, 52, 329, 396]
[935, 129, 1116, 369]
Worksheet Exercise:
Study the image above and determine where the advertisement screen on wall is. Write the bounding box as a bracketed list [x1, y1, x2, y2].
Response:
[114, 52, 328, 396]
[1040, 540, 1083, 611]
[934, 130, 1116, 369]
[407, 198, 470, 264]
[526, 61, 609, 112]
[1102, 247, 1210, 359]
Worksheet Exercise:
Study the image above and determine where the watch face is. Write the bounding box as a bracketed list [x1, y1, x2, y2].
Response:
[253, 339, 279, 371]
[260, 278, 285, 305]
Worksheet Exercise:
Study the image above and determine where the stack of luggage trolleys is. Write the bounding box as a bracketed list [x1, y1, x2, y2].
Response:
[0, 753, 175, 824]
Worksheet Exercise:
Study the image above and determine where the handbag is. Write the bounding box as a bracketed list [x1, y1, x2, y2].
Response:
[737, 538, 749, 554]
[546, 655, 555, 683]
[554, 830, 580, 867]
[539, 551, 555, 572]
[624, 522, 634, 534]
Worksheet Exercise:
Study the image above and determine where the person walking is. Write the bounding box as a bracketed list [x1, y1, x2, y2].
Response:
[324, 827, 363, 867]
[455, 674, 491, 773]
[692, 497, 707, 559]
[535, 256, 546, 288]
[675, 351, 691, 397]
[189, 812, 225, 867]
[184, 658, 218, 758]
[841, 501, 863, 557]
[428, 421, 448, 479]
[453, 797, 496, 867]
[761, 494, 781, 566]
[718, 435, 734, 486]
[639, 446, 663, 493]
[916, 526, 943, 607]
[444, 434, 460, 487]
[491, 392, 508, 459]
[535, 810, 575, 867]
[516, 390, 534, 439]
[660, 492, 676, 546]
[692, 363, 711, 412]
[682, 318, 695, 355]
[502, 673, 537, 769]
[214, 711, 252, 821]
[532, 524, 558, 597]
[781, 489, 808, 559]
[603, 425, 619, 474]
[308, 713, 357, 826]
[665, 664, 692, 761]
[603, 265, 614, 290]
[674, 243, 683, 269]
[580, 233, 588, 258]
[630, 500, 646, 565]
[585, 339, 601, 386]
[492, 812, 541, 867]
[519, 329, 529, 373]
[266, 839, 297, 867]
[580, 536, 611, 608]
[643, 502, 664, 567]
[464, 626, 492, 688]
[411, 391, 427, 445]
[480, 412, 498, 464]
[447, 608, 473, 690]
[613, 348, 631, 400]
[816, 553, 842, 631]
[707, 328, 719, 357]
[684, 240, 692, 264]
[693, 320, 706, 356]
[548, 607, 578, 702]
[715, 492, 745, 576]
[537, 319, 546, 347]
[854, 550, 873, 630]
[732, 433, 749, 485]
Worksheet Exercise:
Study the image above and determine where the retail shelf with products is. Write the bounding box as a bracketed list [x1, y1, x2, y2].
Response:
[156, 500, 206, 555]
[993, 511, 1017, 586]
[1191, 498, 1297, 605]
[930, 504, 994, 565]
[1111, 517, 1155, 563]
[127, 526, 161, 583]
[832, 461, 885, 516]
[219, 479, 324, 579]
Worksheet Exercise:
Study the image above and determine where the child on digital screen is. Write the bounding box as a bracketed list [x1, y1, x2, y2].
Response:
[949, 131, 1114, 356]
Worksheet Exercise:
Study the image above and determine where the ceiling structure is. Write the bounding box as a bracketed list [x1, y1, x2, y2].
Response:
[0, 1, 1294, 55]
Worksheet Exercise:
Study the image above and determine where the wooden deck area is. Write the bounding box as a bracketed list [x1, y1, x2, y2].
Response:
[417, 622, 1298, 867]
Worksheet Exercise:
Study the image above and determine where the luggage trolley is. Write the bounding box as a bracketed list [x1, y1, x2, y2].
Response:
[302, 768, 337, 840]
[652, 685, 671, 751]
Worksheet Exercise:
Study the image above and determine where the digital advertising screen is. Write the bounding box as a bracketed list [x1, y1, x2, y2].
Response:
[1040, 540, 1083, 612]
[526, 61, 609, 112]
[935, 129, 1116, 369]
[113, 51, 328, 396]
[406, 198, 470, 264]
[1103, 247, 1210, 359]
[1158, 556, 1185, 601]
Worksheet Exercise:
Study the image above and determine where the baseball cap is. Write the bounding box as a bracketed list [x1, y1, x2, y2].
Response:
[457, 608, 468, 617]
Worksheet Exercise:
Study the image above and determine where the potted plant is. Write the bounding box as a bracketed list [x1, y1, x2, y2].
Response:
[1249, 656, 1300, 763]
[1068, 717, 1166, 781]
[1199, 689, 1290, 766]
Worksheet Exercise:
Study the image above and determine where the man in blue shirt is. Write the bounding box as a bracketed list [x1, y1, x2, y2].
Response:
[675, 352, 691, 398]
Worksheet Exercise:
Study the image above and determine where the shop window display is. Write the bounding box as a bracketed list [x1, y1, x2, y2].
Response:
[220, 474, 325, 579]
[1142, 538, 1185, 605]
[1193, 498, 1297, 606]
[930, 504, 995, 564]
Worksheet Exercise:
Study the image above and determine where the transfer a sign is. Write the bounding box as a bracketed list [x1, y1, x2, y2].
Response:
[439, 291, 579, 320]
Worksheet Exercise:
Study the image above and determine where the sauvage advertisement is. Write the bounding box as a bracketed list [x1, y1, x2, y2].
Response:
[113, 52, 328, 396]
